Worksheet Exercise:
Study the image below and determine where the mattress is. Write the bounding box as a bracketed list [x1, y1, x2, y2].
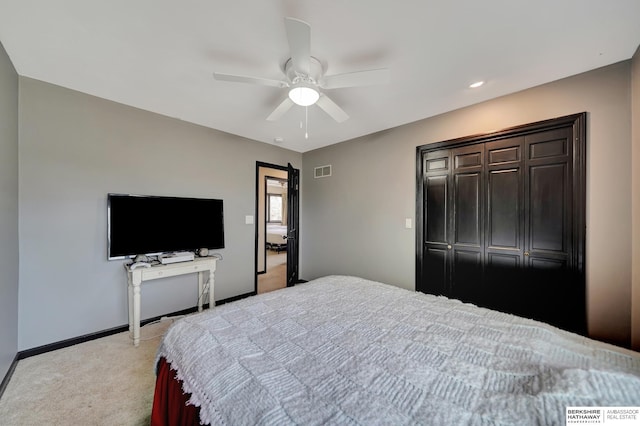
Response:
[153, 275, 640, 425]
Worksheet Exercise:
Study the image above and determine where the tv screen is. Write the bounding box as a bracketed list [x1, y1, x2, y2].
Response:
[107, 193, 225, 260]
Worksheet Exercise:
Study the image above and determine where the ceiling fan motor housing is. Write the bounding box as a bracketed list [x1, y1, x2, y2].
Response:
[285, 56, 324, 86]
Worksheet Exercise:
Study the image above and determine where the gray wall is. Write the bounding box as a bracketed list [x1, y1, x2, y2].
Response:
[301, 60, 635, 347]
[18, 77, 302, 350]
[0, 42, 19, 379]
[632, 45, 640, 350]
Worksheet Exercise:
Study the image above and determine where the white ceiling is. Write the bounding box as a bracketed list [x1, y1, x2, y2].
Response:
[1, 1, 639, 153]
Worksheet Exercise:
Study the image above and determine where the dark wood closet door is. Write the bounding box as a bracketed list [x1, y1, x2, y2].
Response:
[484, 137, 525, 314]
[419, 149, 451, 296]
[450, 144, 484, 303]
[416, 113, 587, 336]
[419, 145, 486, 301]
[523, 128, 585, 333]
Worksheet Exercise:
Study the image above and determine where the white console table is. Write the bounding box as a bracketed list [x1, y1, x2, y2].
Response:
[125, 257, 217, 346]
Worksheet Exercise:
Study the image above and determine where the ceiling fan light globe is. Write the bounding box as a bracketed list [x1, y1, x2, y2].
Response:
[288, 85, 319, 106]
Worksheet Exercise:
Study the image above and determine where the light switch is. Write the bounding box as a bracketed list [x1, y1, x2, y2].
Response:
[245, 215, 254, 225]
[405, 218, 412, 229]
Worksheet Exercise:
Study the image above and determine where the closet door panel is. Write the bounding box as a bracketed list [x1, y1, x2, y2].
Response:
[485, 251, 523, 314]
[529, 135, 567, 159]
[488, 144, 520, 164]
[486, 137, 523, 253]
[487, 169, 520, 249]
[420, 150, 452, 295]
[451, 249, 482, 302]
[425, 175, 448, 244]
[486, 252, 521, 270]
[484, 138, 524, 311]
[451, 145, 484, 251]
[525, 128, 572, 267]
[524, 128, 580, 332]
[423, 247, 448, 296]
[529, 163, 567, 253]
[454, 173, 482, 245]
[451, 145, 484, 303]
[530, 257, 566, 269]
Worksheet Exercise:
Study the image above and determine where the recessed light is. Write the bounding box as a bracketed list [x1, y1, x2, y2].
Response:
[469, 81, 484, 88]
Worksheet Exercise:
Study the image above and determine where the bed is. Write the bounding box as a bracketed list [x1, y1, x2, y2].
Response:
[151, 275, 640, 425]
[266, 223, 288, 252]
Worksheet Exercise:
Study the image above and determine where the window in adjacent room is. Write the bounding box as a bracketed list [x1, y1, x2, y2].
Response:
[268, 194, 283, 223]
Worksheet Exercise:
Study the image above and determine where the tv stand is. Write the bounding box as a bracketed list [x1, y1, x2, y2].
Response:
[125, 256, 217, 346]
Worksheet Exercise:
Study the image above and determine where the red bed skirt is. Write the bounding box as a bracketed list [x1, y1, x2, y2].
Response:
[150, 357, 203, 426]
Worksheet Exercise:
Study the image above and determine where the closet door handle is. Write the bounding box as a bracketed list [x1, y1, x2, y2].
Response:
[447, 245, 452, 250]
[524, 251, 530, 256]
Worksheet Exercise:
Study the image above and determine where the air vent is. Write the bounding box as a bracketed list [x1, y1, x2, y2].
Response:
[314, 165, 332, 178]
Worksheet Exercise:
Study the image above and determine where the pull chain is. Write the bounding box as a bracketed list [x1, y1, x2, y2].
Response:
[305, 106, 309, 139]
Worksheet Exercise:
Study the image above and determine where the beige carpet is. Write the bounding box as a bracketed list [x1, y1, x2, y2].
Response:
[0, 319, 174, 426]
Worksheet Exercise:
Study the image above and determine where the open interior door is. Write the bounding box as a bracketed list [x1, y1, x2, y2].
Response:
[286, 163, 300, 286]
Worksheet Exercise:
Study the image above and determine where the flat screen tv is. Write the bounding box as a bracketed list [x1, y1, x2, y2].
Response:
[107, 193, 225, 260]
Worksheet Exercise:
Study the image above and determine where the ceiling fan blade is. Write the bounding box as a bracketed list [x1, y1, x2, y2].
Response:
[213, 72, 288, 88]
[316, 94, 349, 123]
[284, 17, 311, 75]
[320, 68, 390, 90]
[266, 97, 295, 121]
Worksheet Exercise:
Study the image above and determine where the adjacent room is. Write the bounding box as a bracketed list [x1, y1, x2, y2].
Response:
[1, 1, 639, 424]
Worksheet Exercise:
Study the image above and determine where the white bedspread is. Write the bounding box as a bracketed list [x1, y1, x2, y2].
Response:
[156, 275, 640, 425]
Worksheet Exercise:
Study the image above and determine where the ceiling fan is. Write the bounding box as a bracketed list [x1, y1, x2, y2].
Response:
[213, 17, 389, 123]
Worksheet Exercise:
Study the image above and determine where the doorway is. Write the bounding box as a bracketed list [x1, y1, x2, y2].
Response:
[255, 162, 300, 294]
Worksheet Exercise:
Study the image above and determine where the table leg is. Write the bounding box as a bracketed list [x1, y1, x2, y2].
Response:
[127, 274, 134, 336]
[208, 268, 215, 309]
[197, 272, 204, 312]
[132, 277, 141, 347]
